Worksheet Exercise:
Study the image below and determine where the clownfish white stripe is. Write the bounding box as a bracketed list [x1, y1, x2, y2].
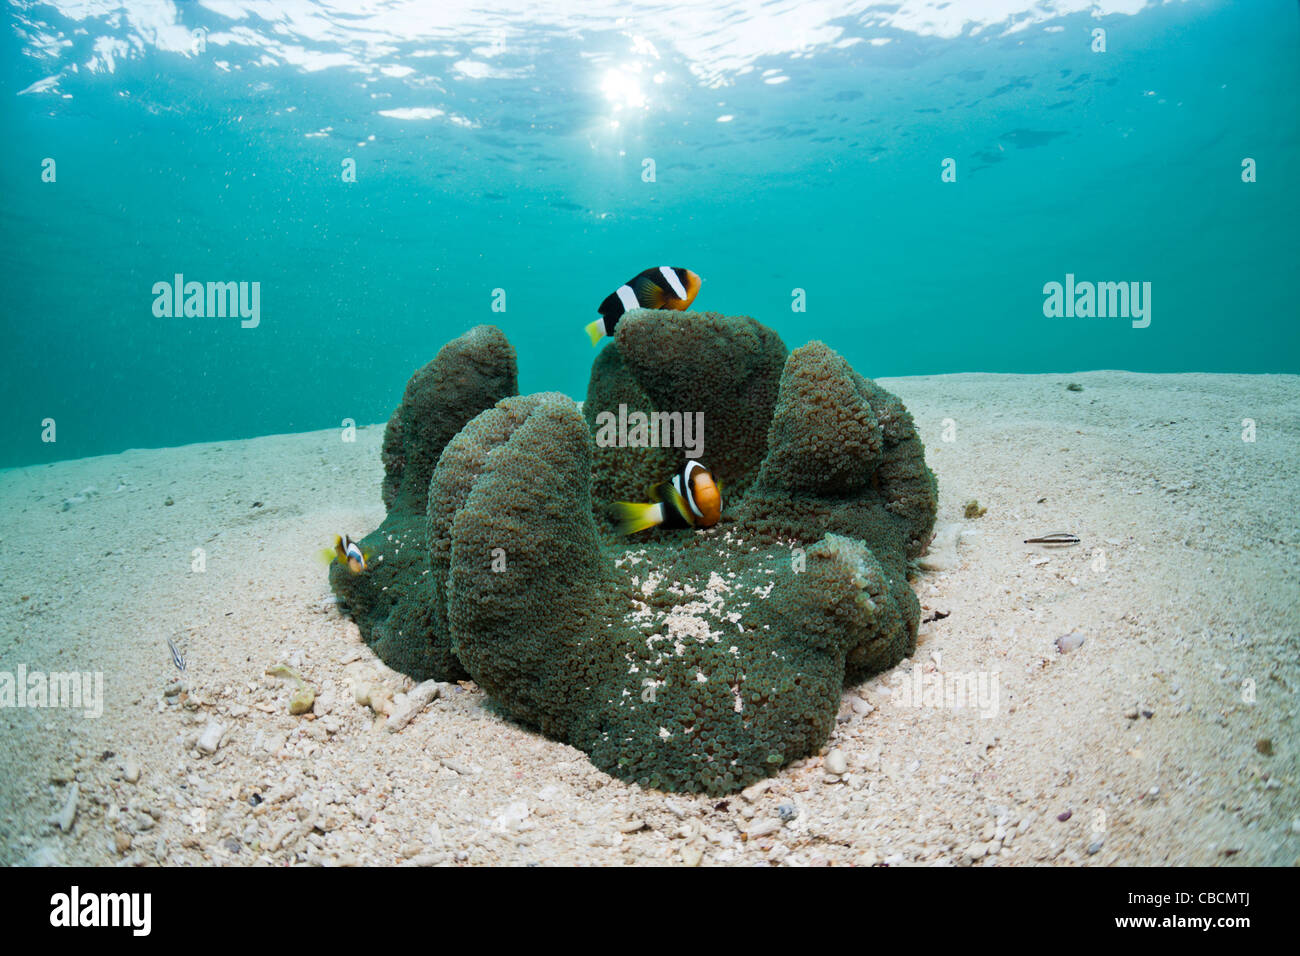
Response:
[679, 460, 705, 517]
[616, 284, 640, 312]
[660, 266, 687, 300]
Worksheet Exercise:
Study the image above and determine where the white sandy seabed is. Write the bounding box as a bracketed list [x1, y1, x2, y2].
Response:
[0, 371, 1296, 867]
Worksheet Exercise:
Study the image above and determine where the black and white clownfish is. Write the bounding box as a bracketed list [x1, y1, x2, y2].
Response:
[615, 459, 722, 534]
[585, 266, 702, 346]
[320, 534, 369, 574]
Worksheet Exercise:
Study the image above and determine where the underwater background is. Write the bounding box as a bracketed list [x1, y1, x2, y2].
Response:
[2, 0, 1297, 470]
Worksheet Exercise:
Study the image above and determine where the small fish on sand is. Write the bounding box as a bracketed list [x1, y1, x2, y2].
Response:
[616, 460, 722, 534]
[586, 266, 702, 345]
[165, 636, 186, 672]
[1024, 532, 1080, 546]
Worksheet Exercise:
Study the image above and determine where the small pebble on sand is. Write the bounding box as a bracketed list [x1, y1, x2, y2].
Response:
[1055, 632, 1085, 654]
[197, 722, 225, 754]
[741, 780, 772, 802]
[825, 749, 847, 776]
[289, 685, 316, 715]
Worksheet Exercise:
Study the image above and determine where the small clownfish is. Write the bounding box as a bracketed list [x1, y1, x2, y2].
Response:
[585, 266, 702, 346]
[615, 460, 722, 535]
[319, 534, 369, 574]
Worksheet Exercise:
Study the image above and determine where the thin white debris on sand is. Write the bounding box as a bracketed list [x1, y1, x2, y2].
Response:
[55, 783, 79, 832]
[385, 680, 443, 733]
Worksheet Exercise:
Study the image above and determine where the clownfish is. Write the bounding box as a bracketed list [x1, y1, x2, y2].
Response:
[585, 266, 702, 346]
[615, 460, 722, 534]
[319, 534, 369, 574]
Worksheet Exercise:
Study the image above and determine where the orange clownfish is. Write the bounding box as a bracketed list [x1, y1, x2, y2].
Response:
[585, 266, 702, 345]
[320, 534, 369, 574]
[615, 460, 722, 534]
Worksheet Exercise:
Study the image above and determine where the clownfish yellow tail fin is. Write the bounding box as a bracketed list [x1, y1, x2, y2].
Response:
[318, 535, 346, 566]
[615, 501, 663, 535]
[585, 319, 606, 347]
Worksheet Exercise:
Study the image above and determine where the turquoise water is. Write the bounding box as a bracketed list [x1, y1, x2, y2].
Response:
[2, 0, 1297, 469]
